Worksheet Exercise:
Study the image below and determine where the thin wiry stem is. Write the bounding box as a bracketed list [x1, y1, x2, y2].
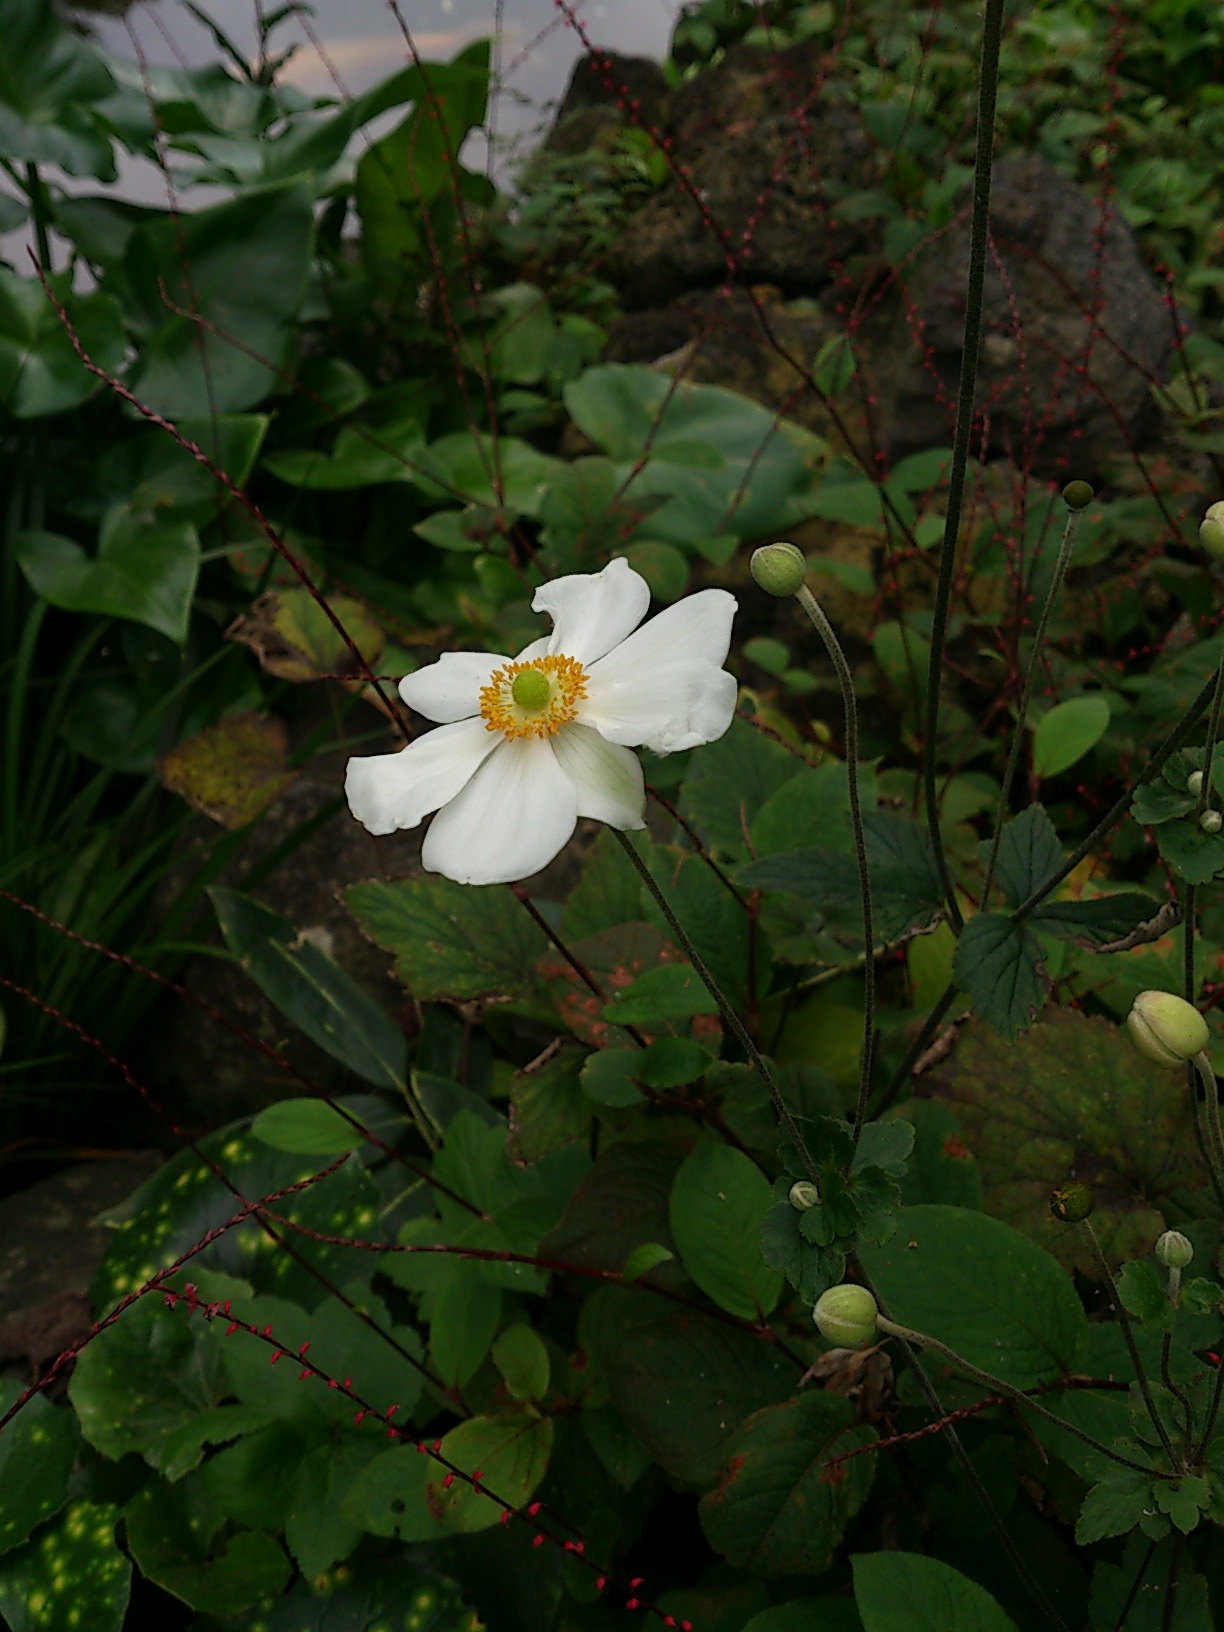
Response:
[793, 583, 875, 1143]
[923, 0, 1007, 934]
[981, 498, 1085, 904]
[611, 827, 818, 1181]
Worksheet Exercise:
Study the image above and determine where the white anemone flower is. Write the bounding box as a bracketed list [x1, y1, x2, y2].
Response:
[345, 558, 738, 885]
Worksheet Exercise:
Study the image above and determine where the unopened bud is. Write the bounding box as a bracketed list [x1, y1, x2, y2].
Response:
[1049, 1182, 1094, 1224]
[1127, 991, 1210, 1069]
[1155, 1230, 1194, 1270]
[1200, 501, 1224, 561]
[1062, 480, 1094, 511]
[1202, 809, 1223, 835]
[813, 1284, 879, 1349]
[1188, 771, 1204, 798]
[750, 542, 807, 598]
[788, 1180, 820, 1211]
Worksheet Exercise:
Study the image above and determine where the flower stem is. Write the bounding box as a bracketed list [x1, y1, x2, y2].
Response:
[872, 1311, 1161, 1477]
[1192, 1049, 1224, 1201]
[611, 827, 819, 1181]
[981, 498, 1084, 904]
[1077, 1216, 1183, 1473]
[860, 1278, 1073, 1632]
[792, 583, 875, 1142]
[923, 0, 1007, 936]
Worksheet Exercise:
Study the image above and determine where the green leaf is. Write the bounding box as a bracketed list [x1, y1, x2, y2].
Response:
[561, 828, 642, 940]
[1029, 891, 1163, 948]
[0, 270, 124, 416]
[0, 0, 116, 177]
[427, 1413, 554, 1533]
[507, 1043, 591, 1163]
[1076, 1465, 1158, 1545]
[122, 180, 314, 415]
[622, 1242, 675, 1282]
[0, 1502, 129, 1632]
[893, 1101, 983, 1209]
[211, 887, 408, 1090]
[669, 1140, 783, 1319]
[952, 912, 1048, 1039]
[1032, 695, 1111, 779]
[346, 876, 546, 1001]
[1156, 817, 1224, 885]
[931, 1010, 1202, 1273]
[853, 1553, 1019, 1632]
[68, 1295, 229, 1469]
[540, 1139, 686, 1289]
[858, 1204, 1090, 1388]
[492, 1324, 551, 1403]
[580, 1049, 647, 1108]
[1155, 1474, 1210, 1534]
[992, 805, 1064, 909]
[588, 1290, 795, 1486]
[124, 1475, 290, 1614]
[0, 1388, 78, 1553]
[250, 1097, 375, 1157]
[602, 963, 719, 1027]
[699, 1392, 876, 1577]
[563, 365, 825, 548]
[88, 1118, 383, 1310]
[680, 716, 801, 861]
[1089, 1535, 1209, 1632]
[1118, 1260, 1175, 1332]
[16, 516, 199, 645]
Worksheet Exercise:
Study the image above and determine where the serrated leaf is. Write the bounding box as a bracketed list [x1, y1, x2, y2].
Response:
[1156, 818, 1224, 885]
[1132, 779, 1196, 825]
[952, 912, 1048, 1039]
[346, 875, 546, 1001]
[1029, 891, 1163, 949]
[852, 1119, 914, 1177]
[993, 805, 1064, 908]
[1076, 1466, 1157, 1545]
[602, 962, 719, 1027]
[1155, 1474, 1210, 1534]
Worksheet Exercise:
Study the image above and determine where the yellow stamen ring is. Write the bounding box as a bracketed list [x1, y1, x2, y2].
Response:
[479, 654, 588, 739]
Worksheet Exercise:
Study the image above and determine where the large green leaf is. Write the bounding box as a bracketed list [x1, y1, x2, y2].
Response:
[563, 364, 827, 547]
[588, 1290, 796, 1487]
[931, 1009, 1201, 1271]
[16, 513, 198, 645]
[88, 1116, 384, 1311]
[0, 270, 124, 416]
[858, 1204, 1089, 1388]
[699, 1392, 875, 1577]
[346, 875, 546, 1001]
[210, 887, 408, 1090]
[0, 0, 116, 176]
[426, 1413, 554, 1533]
[121, 180, 314, 415]
[0, 1387, 77, 1553]
[991, 805, 1064, 910]
[539, 1139, 687, 1287]
[670, 1140, 783, 1319]
[853, 1553, 1018, 1632]
[0, 1502, 129, 1632]
[124, 1475, 290, 1615]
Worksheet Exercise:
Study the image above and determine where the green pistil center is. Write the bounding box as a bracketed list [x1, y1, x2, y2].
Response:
[511, 668, 551, 711]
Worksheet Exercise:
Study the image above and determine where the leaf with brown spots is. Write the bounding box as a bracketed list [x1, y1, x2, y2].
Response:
[157, 711, 296, 829]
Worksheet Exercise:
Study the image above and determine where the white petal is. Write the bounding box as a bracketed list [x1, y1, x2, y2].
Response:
[399, 651, 508, 723]
[422, 735, 578, 885]
[580, 589, 738, 753]
[345, 719, 496, 836]
[531, 557, 650, 665]
[551, 723, 646, 829]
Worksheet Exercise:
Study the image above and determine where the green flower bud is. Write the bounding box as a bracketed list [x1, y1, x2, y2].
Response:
[788, 1180, 820, 1211]
[1062, 480, 1094, 511]
[813, 1284, 879, 1349]
[1202, 809, 1223, 835]
[1127, 991, 1210, 1069]
[1049, 1182, 1094, 1223]
[751, 542, 807, 598]
[1188, 770, 1204, 798]
[1155, 1230, 1194, 1270]
[1200, 501, 1224, 561]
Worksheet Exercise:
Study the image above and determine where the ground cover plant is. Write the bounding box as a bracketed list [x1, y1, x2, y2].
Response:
[6, 0, 1224, 1627]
